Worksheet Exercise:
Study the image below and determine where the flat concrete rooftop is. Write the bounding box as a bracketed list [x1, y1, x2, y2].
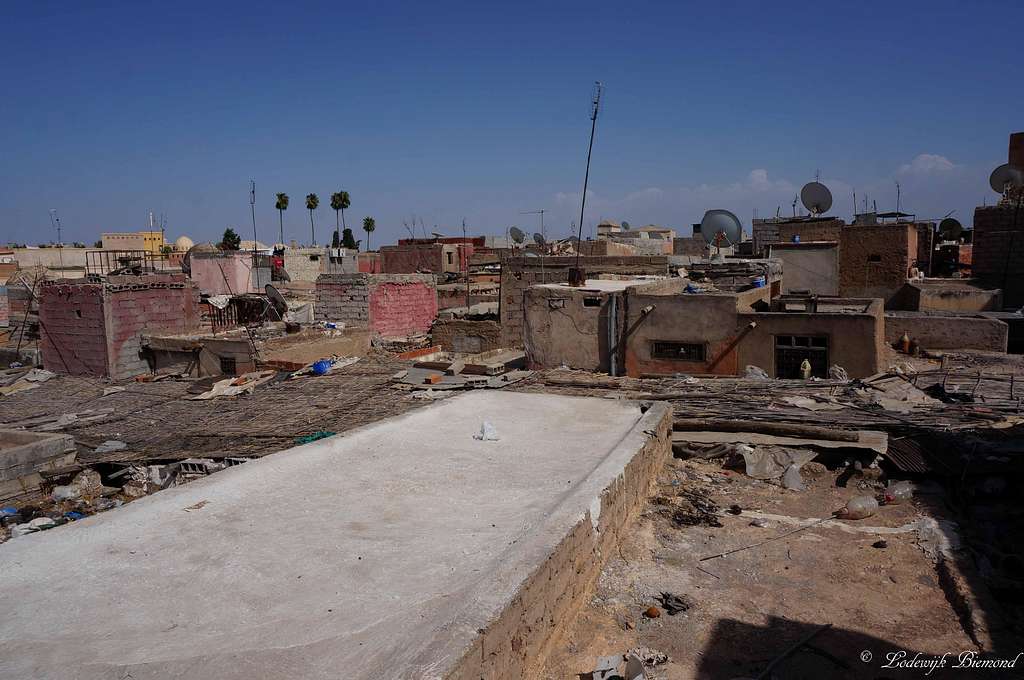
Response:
[535, 277, 662, 293]
[0, 390, 669, 680]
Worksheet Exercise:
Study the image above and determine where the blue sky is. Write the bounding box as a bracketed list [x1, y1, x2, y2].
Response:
[2, 0, 1022, 246]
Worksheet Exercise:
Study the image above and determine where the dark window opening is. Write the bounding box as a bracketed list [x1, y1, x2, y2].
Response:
[309, 254, 319, 261]
[219, 356, 237, 375]
[651, 341, 706, 362]
[582, 297, 601, 307]
[774, 335, 828, 378]
[867, 254, 881, 263]
[74, 309, 82, 318]
[446, 252, 454, 265]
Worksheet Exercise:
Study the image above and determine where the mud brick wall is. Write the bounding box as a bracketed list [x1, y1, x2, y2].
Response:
[752, 221, 780, 256]
[431, 319, 502, 353]
[39, 281, 108, 377]
[884, 312, 1007, 352]
[0, 286, 7, 327]
[839, 224, 917, 307]
[316, 273, 437, 337]
[973, 205, 1024, 307]
[778, 219, 843, 244]
[103, 274, 202, 380]
[500, 256, 668, 347]
[672, 236, 707, 256]
[447, 404, 672, 680]
[379, 244, 444, 273]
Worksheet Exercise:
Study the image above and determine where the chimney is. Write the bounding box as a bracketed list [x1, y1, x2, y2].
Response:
[1010, 132, 1024, 168]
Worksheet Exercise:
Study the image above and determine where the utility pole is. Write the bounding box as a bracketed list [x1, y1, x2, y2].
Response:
[49, 209, 64, 270]
[462, 218, 471, 310]
[572, 81, 603, 286]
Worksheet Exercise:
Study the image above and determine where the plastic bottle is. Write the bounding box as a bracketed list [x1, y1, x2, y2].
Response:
[837, 495, 879, 520]
[883, 481, 913, 505]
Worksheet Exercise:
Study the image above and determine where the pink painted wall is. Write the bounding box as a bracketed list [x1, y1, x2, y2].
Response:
[189, 252, 255, 295]
[369, 281, 438, 337]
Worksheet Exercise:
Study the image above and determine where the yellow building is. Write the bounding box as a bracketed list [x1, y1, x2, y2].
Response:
[100, 231, 166, 253]
[139, 231, 165, 254]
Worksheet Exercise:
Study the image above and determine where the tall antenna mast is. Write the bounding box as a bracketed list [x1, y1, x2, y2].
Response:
[250, 180, 258, 285]
[895, 180, 901, 216]
[49, 209, 64, 270]
[572, 81, 603, 285]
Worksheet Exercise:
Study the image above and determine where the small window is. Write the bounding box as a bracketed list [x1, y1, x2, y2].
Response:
[867, 254, 881, 263]
[219, 356, 237, 375]
[309, 254, 319, 261]
[446, 252, 454, 265]
[651, 341, 706, 362]
[776, 335, 828, 349]
[582, 297, 601, 307]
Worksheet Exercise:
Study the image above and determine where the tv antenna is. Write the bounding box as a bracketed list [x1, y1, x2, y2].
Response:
[520, 209, 546, 241]
[895, 180, 902, 215]
[572, 80, 603, 285]
[800, 181, 833, 216]
[48, 209, 64, 269]
[791, 194, 798, 217]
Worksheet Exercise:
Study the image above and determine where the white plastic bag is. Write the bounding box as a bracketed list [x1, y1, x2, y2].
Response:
[473, 421, 500, 441]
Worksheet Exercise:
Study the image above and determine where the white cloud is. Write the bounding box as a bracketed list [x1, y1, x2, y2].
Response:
[898, 153, 955, 176]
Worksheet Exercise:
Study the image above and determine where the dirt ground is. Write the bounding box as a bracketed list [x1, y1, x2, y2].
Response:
[541, 457, 988, 680]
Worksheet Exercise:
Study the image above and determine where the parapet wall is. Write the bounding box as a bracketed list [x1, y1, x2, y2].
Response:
[315, 273, 438, 338]
[500, 256, 668, 347]
[447, 402, 672, 680]
[884, 311, 1008, 352]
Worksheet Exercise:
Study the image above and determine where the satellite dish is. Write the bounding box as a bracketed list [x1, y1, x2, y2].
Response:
[989, 164, 1024, 193]
[938, 218, 962, 240]
[264, 283, 288, 320]
[800, 181, 833, 215]
[533, 232, 546, 247]
[509, 226, 526, 244]
[700, 209, 743, 245]
[621, 221, 630, 230]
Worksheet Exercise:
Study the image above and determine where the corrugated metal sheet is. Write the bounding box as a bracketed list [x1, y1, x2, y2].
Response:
[885, 437, 931, 473]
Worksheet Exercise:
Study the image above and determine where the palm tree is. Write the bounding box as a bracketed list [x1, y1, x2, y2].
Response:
[330, 191, 351, 245]
[362, 216, 376, 252]
[274, 193, 289, 245]
[305, 193, 319, 245]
